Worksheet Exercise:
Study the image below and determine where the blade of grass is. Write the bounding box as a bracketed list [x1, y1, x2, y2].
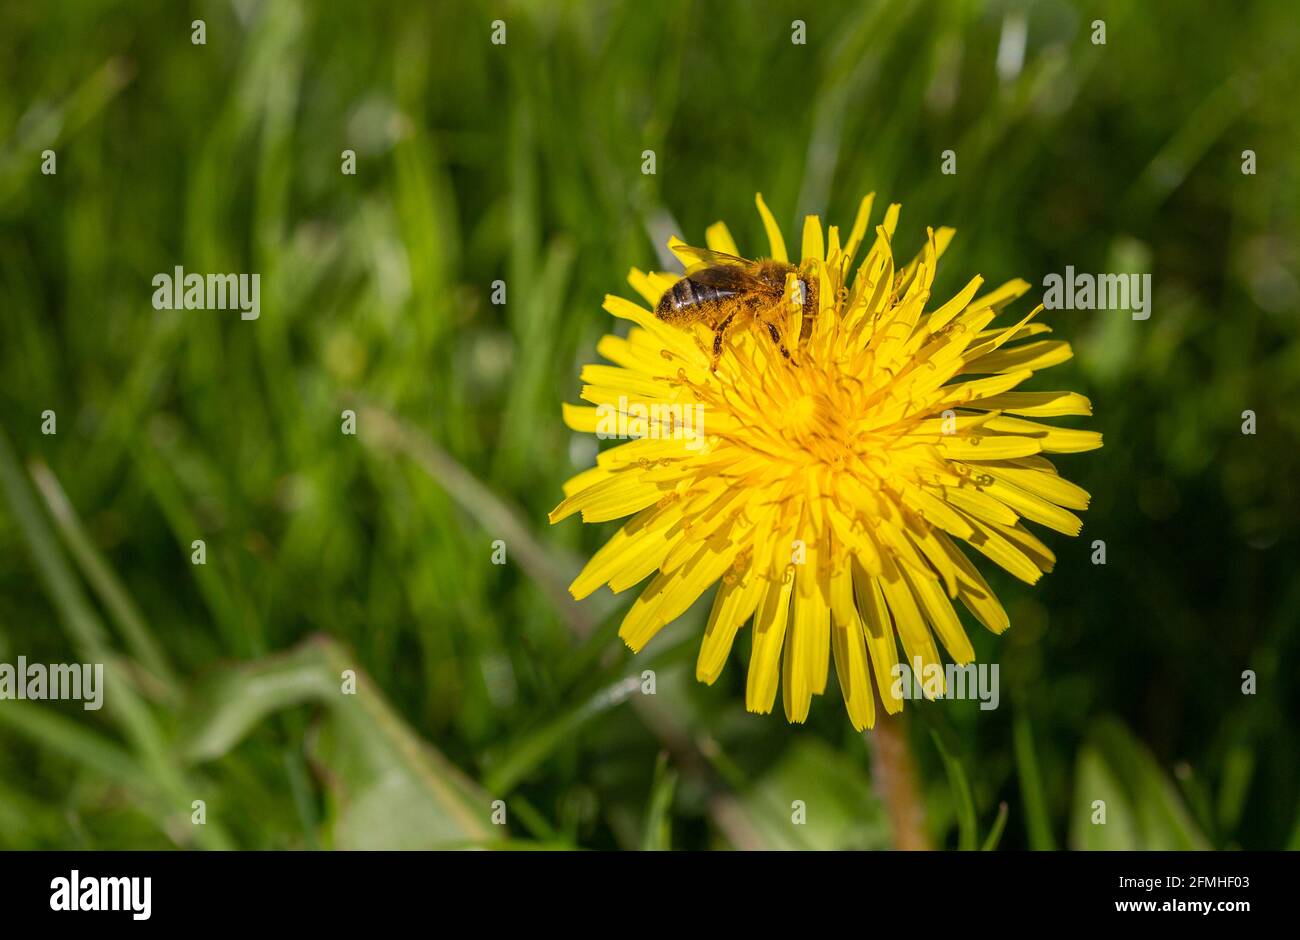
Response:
[0, 700, 154, 794]
[29, 458, 178, 696]
[641, 752, 678, 851]
[929, 724, 977, 851]
[0, 424, 233, 849]
[483, 672, 646, 795]
[357, 402, 612, 635]
[1013, 709, 1056, 850]
[179, 635, 501, 846]
[981, 801, 1009, 851]
[0, 57, 132, 202]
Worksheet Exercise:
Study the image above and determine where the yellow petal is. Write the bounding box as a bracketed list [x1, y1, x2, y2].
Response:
[878, 571, 945, 696]
[983, 416, 1103, 454]
[937, 435, 1042, 460]
[970, 390, 1092, 417]
[697, 563, 765, 683]
[705, 221, 740, 255]
[800, 215, 825, 264]
[782, 549, 830, 722]
[853, 563, 903, 713]
[746, 575, 794, 714]
[967, 462, 1091, 510]
[932, 531, 1010, 634]
[754, 192, 788, 262]
[830, 607, 876, 731]
[957, 513, 1044, 585]
[970, 278, 1031, 313]
[841, 192, 876, 265]
[568, 503, 684, 598]
[620, 536, 744, 651]
[967, 339, 1073, 375]
[549, 471, 664, 524]
[904, 566, 975, 664]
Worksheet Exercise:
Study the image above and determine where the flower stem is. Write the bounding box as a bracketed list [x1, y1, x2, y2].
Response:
[866, 707, 932, 850]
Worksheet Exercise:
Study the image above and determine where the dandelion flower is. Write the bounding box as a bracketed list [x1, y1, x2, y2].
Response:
[550, 194, 1100, 730]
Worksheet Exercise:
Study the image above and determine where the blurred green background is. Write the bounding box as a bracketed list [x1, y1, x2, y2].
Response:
[1, 0, 1297, 851]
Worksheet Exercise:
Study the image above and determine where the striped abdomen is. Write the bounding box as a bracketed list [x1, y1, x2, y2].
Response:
[654, 277, 739, 322]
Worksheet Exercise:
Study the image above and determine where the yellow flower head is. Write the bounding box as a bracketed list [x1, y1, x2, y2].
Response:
[551, 193, 1100, 730]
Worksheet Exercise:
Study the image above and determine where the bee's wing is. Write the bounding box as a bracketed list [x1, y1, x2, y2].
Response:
[685, 246, 751, 267]
[685, 263, 768, 292]
[670, 239, 754, 272]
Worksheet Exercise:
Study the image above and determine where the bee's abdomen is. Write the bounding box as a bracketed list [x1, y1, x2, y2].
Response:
[655, 278, 734, 320]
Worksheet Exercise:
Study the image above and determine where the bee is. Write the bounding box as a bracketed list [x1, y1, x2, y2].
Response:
[654, 248, 819, 370]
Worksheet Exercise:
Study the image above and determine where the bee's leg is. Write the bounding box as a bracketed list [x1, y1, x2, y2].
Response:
[790, 270, 821, 343]
[799, 276, 819, 342]
[711, 310, 739, 372]
[764, 321, 795, 362]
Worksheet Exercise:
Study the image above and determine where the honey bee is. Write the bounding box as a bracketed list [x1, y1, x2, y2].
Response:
[654, 248, 819, 370]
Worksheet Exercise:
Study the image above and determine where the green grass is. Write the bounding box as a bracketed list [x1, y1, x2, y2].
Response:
[0, 0, 1297, 850]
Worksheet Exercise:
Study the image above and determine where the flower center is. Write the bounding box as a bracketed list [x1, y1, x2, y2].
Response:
[781, 389, 853, 463]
